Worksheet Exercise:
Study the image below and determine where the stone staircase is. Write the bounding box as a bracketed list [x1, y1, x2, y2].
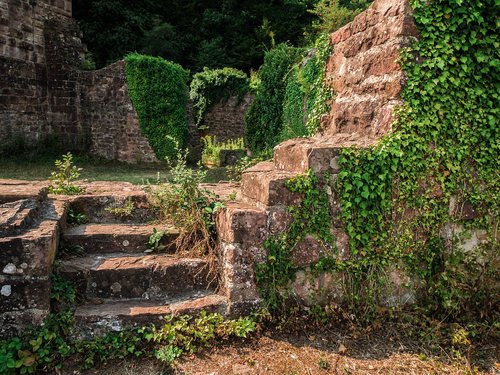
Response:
[0, 180, 64, 337]
[215, 133, 378, 313]
[55, 183, 226, 335]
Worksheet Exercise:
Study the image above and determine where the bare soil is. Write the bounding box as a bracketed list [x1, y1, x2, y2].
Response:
[76, 323, 499, 375]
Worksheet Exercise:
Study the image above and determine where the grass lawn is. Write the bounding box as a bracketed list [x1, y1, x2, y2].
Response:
[0, 154, 230, 184]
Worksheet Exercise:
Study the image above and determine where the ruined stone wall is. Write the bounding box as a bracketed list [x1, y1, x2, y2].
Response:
[0, 0, 249, 163]
[0, 0, 86, 150]
[323, 0, 418, 138]
[200, 94, 252, 143]
[80, 61, 157, 163]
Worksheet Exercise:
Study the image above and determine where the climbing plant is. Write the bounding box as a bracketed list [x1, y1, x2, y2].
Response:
[281, 34, 333, 140]
[256, 171, 334, 310]
[189, 67, 250, 128]
[125, 53, 189, 160]
[244, 44, 304, 151]
[336, 0, 499, 320]
[257, 0, 499, 323]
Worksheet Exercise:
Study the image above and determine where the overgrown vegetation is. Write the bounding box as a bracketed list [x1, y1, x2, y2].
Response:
[125, 53, 189, 160]
[104, 197, 135, 218]
[256, 171, 335, 310]
[281, 34, 333, 140]
[67, 208, 88, 226]
[335, 0, 499, 321]
[190, 68, 250, 128]
[0, 275, 258, 374]
[201, 136, 244, 167]
[256, 0, 499, 327]
[48, 153, 85, 195]
[245, 44, 304, 151]
[146, 140, 223, 273]
[309, 0, 371, 35]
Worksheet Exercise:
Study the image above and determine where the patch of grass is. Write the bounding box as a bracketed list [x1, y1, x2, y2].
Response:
[0, 156, 229, 185]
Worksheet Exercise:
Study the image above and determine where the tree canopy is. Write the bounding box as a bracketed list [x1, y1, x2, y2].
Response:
[73, 0, 319, 72]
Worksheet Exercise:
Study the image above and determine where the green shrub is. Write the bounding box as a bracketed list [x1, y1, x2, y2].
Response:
[245, 44, 303, 151]
[146, 139, 224, 264]
[281, 34, 332, 140]
[125, 53, 189, 160]
[201, 136, 244, 167]
[310, 0, 371, 35]
[190, 68, 250, 128]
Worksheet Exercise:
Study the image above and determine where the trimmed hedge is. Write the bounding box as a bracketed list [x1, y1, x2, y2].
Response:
[125, 53, 189, 160]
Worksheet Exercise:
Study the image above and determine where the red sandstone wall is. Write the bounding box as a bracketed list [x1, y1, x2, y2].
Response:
[324, 0, 418, 138]
[200, 94, 253, 143]
[0, 0, 83, 149]
[80, 61, 157, 163]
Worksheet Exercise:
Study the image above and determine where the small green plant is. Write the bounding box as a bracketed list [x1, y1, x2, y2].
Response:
[79, 52, 96, 70]
[50, 273, 76, 306]
[0, 309, 259, 373]
[146, 228, 166, 253]
[66, 208, 87, 226]
[319, 357, 331, 370]
[147, 137, 224, 272]
[105, 197, 135, 218]
[201, 136, 244, 167]
[48, 153, 85, 195]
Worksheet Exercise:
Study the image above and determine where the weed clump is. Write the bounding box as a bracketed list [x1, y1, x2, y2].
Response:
[48, 152, 85, 195]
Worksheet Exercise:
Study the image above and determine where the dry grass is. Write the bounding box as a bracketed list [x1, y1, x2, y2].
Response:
[68, 323, 498, 375]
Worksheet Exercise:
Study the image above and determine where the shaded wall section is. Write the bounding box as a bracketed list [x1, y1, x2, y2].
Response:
[0, 0, 249, 163]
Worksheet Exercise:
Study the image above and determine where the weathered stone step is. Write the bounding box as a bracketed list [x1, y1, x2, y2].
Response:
[0, 179, 48, 204]
[273, 134, 376, 174]
[57, 254, 214, 300]
[62, 224, 178, 254]
[0, 199, 39, 237]
[74, 293, 227, 332]
[241, 161, 300, 209]
[69, 193, 155, 224]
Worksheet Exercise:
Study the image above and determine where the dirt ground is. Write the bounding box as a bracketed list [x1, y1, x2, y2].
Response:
[79, 324, 499, 375]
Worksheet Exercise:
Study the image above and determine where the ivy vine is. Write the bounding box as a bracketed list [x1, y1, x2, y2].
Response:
[257, 0, 499, 322]
[125, 53, 189, 160]
[189, 67, 250, 128]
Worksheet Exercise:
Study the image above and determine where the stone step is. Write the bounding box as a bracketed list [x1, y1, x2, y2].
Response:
[241, 161, 300, 208]
[69, 193, 155, 224]
[273, 134, 376, 174]
[0, 179, 48, 204]
[0, 199, 39, 237]
[74, 293, 227, 333]
[62, 224, 178, 254]
[57, 254, 214, 300]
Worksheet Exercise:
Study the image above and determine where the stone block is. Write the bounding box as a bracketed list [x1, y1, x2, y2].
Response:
[274, 135, 376, 173]
[291, 235, 330, 268]
[268, 208, 293, 234]
[216, 201, 267, 244]
[0, 219, 58, 277]
[292, 269, 344, 306]
[241, 162, 300, 208]
[0, 276, 51, 311]
[0, 308, 48, 338]
[0, 199, 39, 237]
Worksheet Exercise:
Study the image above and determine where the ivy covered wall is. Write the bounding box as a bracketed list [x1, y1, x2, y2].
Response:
[125, 53, 189, 161]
